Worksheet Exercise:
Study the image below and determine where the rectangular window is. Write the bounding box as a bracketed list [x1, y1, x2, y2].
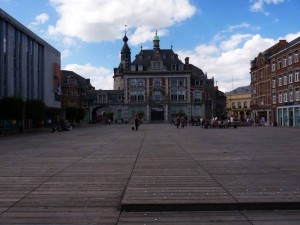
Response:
[295, 70, 299, 82]
[272, 93, 276, 104]
[154, 90, 161, 101]
[284, 92, 288, 102]
[272, 77, 276, 88]
[271, 62, 276, 72]
[283, 57, 287, 67]
[277, 59, 282, 69]
[288, 54, 292, 66]
[294, 50, 299, 63]
[289, 72, 293, 83]
[295, 88, 300, 101]
[279, 93, 282, 103]
[154, 78, 161, 87]
[290, 90, 294, 102]
[194, 92, 201, 102]
[283, 74, 287, 85]
[278, 75, 282, 86]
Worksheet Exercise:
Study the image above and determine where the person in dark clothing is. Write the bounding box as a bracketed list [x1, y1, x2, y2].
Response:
[134, 117, 139, 131]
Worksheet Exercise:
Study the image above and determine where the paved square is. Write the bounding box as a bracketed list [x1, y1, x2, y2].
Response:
[0, 124, 299, 224]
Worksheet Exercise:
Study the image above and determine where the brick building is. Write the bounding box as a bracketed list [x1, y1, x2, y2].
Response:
[250, 37, 300, 127]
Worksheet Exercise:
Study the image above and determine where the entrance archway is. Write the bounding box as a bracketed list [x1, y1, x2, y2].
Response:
[92, 105, 113, 123]
[151, 104, 164, 121]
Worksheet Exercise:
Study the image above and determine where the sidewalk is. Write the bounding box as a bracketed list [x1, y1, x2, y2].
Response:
[0, 124, 299, 224]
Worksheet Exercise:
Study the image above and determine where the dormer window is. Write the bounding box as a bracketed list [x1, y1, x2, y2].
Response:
[152, 61, 162, 70]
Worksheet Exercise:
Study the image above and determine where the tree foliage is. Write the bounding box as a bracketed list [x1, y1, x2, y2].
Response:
[25, 99, 45, 121]
[66, 107, 85, 125]
[0, 97, 24, 120]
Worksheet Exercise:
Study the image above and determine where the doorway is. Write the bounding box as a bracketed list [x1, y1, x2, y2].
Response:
[151, 105, 164, 121]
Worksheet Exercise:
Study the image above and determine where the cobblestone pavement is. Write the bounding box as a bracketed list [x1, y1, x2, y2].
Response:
[0, 124, 299, 224]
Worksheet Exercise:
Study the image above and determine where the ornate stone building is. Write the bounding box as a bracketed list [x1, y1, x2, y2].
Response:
[226, 85, 251, 121]
[113, 32, 218, 122]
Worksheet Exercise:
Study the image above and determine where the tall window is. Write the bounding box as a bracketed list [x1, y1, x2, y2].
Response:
[243, 101, 248, 108]
[283, 74, 287, 85]
[290, 89, 294, 102]
[288, 54, 292, 66]
[271, 62, 276, 72]
[272, 93, 276, 104]
[272, 77, 276, 88]
[238, 102, 242, 108]
[295, 70, 299, 82]
[289, 72, 293, 84]
[295, 88, 300, 101]
[278, 75, 282, 86]
[129, 78, 145, 102]
[277, 59, 282, 69]
[194, 91, 201, 102]
[294, 50, 299, 63]
[154, 90, 161, 101]
[154, 78, 161, 87]
[283, 57, 287, 67]
[284, 91, 288, 102]
[279, 93, 282, 103]
[170, 78, 186, 101]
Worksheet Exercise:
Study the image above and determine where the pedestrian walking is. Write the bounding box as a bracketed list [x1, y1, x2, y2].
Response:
[134, 116, 139, 131]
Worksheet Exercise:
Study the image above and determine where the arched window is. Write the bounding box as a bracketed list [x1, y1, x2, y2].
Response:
[232, 102, 236, 109]
[243, 101, 248, 108]
[238, 102, 242, 109]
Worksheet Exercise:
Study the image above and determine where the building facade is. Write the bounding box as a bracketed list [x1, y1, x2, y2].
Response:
[250, 37, 300, 127]
[226, 85, 252, 122]
[113, 32, 217, 123]
[61, 70, 125, 124]
[61, 70, 95, 122]
[0, 9, 61, 117]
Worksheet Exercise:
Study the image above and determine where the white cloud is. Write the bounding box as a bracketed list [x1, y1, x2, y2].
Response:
[61, 49, 71, 59]
[177, 33, 284, 92]
[225, 22, 251, 32]
[250, 0, 285, 15]
[63, 63, 113, 90]
[30, 13, 49, 26]
[48, 0, 196, 44]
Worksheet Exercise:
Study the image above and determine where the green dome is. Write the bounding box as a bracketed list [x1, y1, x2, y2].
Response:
[154, 30, 160, 41]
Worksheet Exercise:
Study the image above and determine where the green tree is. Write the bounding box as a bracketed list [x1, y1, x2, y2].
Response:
[66, 106, 78, 124]
[25, 99, 45, 120]
[76, 107, 85, 125]
[24, 99, 46, 128]
[66, 107, 85, 126]
[0, 97, 24, 121]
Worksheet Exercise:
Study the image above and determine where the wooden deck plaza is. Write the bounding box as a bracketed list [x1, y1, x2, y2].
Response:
[0, 123, 300, 224]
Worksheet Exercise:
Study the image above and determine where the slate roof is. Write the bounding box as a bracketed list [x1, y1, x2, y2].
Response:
[131, 49, 183, 71]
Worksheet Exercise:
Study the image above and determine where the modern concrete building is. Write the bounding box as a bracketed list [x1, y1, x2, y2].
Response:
[0, 9, 61, 118]
[113, 31, 217, 123]
[250, 37, 300, 127]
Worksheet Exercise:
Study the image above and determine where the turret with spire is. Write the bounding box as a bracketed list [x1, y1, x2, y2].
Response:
[153, 30, 160, 51]
[120, 26, 131, 71]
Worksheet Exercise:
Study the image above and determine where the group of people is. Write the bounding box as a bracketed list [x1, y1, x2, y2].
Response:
[171, 116, 188, 128]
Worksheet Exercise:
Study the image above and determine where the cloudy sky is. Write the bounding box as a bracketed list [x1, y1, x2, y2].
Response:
[1, 0, 300, 92]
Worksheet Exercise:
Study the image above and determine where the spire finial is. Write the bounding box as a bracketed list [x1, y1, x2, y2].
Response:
[124, 25, 127, 35]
